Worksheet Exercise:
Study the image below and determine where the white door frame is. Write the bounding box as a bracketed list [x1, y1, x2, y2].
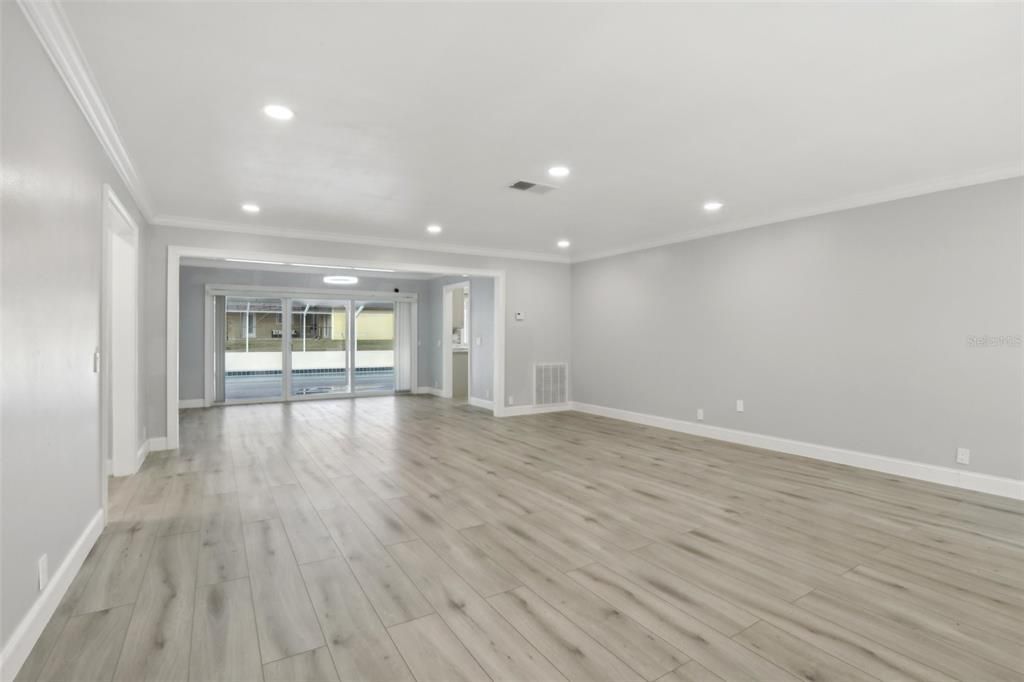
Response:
[441, 280, 471, 399]
[101, 185, 140, 484]
[166, 246, 507, 449]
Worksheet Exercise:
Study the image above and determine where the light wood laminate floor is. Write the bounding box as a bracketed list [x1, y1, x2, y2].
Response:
[18, 396, 1024, 681]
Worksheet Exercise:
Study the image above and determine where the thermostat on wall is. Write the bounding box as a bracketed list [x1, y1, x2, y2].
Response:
[515, 312, 525, 321]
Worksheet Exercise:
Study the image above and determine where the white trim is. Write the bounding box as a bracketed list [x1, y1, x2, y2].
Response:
[501, 403, 573, 417]
[101, 186, 141, 479]
[17, 0, 153, 219]
[571, 164, 1023, 263]
[147, 436, 168, 453]
[135, 438, 149, 470]
[468, 397, 494, 410]
[416, 386, 444, 397]
[178, 398, 206, 409]
[570, 402, 1024, 500]
[167, 246, 508, 447]
[154, 215, 569, 264]
[0, 509, 105, 682]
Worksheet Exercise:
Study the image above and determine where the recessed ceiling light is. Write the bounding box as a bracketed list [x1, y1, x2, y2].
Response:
[548, 166, 571, 178]
[225, 258, 284, 265]
[557, 239, 571, 248]
[241, 203, 260, 214]
[289, 263, 351, 270]
[352, 267, 395, 273]
[263, 104, 294, 121]
[323, 275, 359, 285]
[426, 224, 442, 234]
[703, 201, 724, 212]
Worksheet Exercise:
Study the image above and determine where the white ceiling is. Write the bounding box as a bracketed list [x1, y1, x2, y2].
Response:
[62, 2, 1022, 262]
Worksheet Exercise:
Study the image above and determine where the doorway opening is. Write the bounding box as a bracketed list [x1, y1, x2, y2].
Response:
[100, 186, 140, 500]
[442, 280, 471, 402]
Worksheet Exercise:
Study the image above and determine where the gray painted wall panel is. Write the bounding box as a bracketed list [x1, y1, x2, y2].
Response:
[571, 179, 1023, 479]
[1, 4, 148, 648]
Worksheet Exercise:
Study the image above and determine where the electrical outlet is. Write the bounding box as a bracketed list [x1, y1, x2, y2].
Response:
[38, 554, 49, 591]
[508, 395, 515, 405]
[514, 312, 525, 321]
[475, 336, 482, 346]
[697, 408, 704, 421]
[956, 447, 970, 465]
[736, 400, 744, 413]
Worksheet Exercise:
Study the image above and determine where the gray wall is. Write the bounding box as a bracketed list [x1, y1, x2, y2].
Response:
[572, 178, 1024, 480]
[179, 265, 429, 400]
[143, 225, 570, 436]
[417, 276, 496, 402]
[1, 3, 149, 650]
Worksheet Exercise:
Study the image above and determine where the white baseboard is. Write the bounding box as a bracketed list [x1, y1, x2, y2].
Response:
[0, 509, 105, 681]
[135, 439, 149, 471]
[500, 403, 573, 417]
[178, 398, 206, 409]
[468, 396, 494, 410]
[570, 402, 1024, 500]
[415, 386, 444, 397]
[148, 436, 168, 452]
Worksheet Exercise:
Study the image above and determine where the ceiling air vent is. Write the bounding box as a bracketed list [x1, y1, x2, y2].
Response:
[509, 180, 558, 195]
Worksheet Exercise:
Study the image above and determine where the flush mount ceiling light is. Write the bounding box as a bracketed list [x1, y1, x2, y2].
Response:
[241, 203, 260, 213]
[352, 267, 395, 273]
[703, 200, 724, 212]
[323, 275, 359, 285]
[557, 239, 571, 248]
[263, 104, 294, 121]
[225, 258, 284, 265]
[289, 263, 351, 270]
[426, 224, 442, 234]
[547, 166, 571, 178]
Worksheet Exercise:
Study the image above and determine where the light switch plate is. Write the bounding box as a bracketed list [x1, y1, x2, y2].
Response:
[956, 447, 970, 465]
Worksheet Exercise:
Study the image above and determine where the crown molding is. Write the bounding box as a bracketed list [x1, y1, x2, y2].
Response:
[18, 0, 154, 219]
[570, 163, 1024, 263]
[152, 215, 573, 264]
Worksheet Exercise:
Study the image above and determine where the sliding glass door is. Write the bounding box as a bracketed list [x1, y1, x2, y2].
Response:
[354, 301, 395, 392]
[217, 292, 406, 403]
[290, 299, 349, 396]
[223, 297, 284, 401]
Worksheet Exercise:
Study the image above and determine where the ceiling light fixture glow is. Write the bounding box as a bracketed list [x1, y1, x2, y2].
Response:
[225, 258, 284, 265]
[323, 275, 359, 285]
[352, 267, 395, 273]
[547, 166, 571, 178]
[557, 239, 571, 248]
[703, 201, 724, 212]
[426, 224, 442, 234]
[263, 104, 294, 121]
[241, 203, 260, 213]
[289, 263, 352, 270]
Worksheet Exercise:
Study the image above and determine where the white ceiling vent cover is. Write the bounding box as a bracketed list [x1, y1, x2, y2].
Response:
[509, 180, 558, 195]
[534, 363, 568, 405]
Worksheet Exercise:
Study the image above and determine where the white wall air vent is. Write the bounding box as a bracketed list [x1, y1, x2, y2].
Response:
[534, 363, 568, 405]
[509, 180, 558, 195]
